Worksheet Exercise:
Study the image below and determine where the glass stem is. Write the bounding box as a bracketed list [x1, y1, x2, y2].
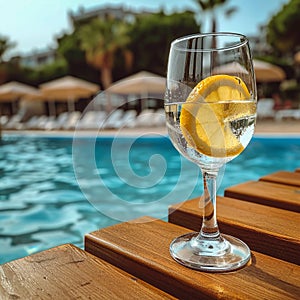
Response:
[199, 169, 220, 239]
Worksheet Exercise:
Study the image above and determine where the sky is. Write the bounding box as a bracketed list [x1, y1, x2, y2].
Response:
[0, 0, 290, 58]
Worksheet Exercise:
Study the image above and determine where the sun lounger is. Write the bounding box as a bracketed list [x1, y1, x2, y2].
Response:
[76, 111, 95, 129]
[257, 98, 275, 119]
[121, 110, 137, 128]
[4, 114, 24, 130]
[23, 116, 40, 129]
[49, 112, 70, 130]
[76, 111, 107, 130]
[152, 109, 165, 126]
[35, 115, 49, 130]
[42, 116, 57, 130]
[0, 115, 9, 127]
[110, 110, 137, 129]
[24, 115, 54, 130]
[275, 109, 300, 121]
[103, 109, 123, 129]
[135, 109, 155, 127]
[62, 111, 81, 130]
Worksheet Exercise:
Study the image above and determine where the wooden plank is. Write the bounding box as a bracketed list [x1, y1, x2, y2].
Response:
[85, 217, 300, 300]
[259, 171, 300, 187]
[224, 180, 300, 212]
[0, 244, 175, 300]
[168, 196, 300, 265]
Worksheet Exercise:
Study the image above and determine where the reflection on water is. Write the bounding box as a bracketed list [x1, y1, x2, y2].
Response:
[0, 134, 299, 264]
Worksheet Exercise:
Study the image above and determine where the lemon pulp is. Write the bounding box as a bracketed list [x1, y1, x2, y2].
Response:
[180, 74, 255, 157]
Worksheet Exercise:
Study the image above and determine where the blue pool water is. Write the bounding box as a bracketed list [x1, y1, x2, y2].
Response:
[1, 133, 300, 264]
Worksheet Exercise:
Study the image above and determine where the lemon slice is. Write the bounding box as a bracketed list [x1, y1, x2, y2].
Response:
[180, 74, 254, 157]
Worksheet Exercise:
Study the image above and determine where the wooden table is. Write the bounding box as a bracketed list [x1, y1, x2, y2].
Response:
[0, 244, 174, 299]
[224, 175, 300, 212]
[1, 170, 299, 299]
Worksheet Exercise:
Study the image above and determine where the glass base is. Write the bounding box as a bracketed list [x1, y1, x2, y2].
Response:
[170, 232, 251, 272]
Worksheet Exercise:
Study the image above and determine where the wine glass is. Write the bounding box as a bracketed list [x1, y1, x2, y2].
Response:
[165, 32, 257, 272]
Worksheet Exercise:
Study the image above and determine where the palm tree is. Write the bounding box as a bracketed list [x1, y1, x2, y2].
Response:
[193, 0, 237, 33]
[0, 35, 15, 63]
[0, 36, 16, 85]
[78, 17, 132, 91]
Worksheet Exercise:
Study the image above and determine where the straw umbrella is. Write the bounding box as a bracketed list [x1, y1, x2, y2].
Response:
[253, 60, 286, 82]
[0, 81, 41, 100]
[40, 76, 100, 115]
[294, 51, 300, 64]
[108, 71, 166, 94]
[107, 71, 166, 110]
[213, 60, 286, 83]
[0, 81, 41, 114]
[213, 62, 247, 76]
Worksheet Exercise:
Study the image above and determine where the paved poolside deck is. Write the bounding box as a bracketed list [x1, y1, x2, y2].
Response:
[254, 119, 300, 135]
[2, 119, 300, 137]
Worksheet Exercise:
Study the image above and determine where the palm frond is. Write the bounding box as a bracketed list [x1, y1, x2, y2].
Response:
[225, 7, 238, 18]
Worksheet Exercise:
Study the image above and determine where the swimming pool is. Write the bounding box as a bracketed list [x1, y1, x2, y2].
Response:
[1, 133, 300, 264]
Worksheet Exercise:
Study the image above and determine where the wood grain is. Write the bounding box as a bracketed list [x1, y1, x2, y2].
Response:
[259, 171, 300, 187]
[85, 217, 300, 300]
[0, 244, 175, 300]
[224, 180, 300, 212]
[168, 196, 300, 264]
